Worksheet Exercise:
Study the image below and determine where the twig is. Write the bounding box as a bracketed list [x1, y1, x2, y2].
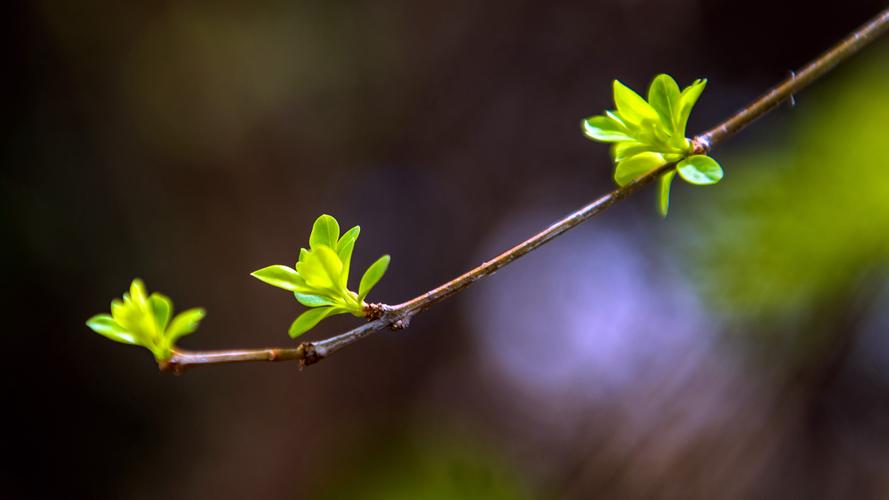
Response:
[693, 6, 889, 152]
[161, 6, 889, 373]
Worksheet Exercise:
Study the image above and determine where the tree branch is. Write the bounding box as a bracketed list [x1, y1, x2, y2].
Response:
[693, 6, 889, 152]
[161, 5, 889, 373]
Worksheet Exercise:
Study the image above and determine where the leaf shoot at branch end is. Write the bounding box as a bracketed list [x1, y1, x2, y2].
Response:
[86, 279, 205, 361]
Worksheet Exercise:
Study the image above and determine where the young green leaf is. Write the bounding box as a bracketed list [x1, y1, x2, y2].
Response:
[310, 214, 340, 249]
[657, 170, 677, 217]
[86, 314, 139, 345]
[582, 115, 634, 142]
[294, 292, 337, 308]
[110, 298, 135, 331]
[336, 226, 361, 287]
[582, 74, 720, 216]
[87, 279, 205, 361]
[613, 80, 660, 126]
[166, 308, 206, 344]
[130, 279, 148, 309]
[255, 214, 392, 336]
[289, 306, 337, 338]
[359, 255, 391, 301]
[677, 155, 723, 185]
[251, 265, 305, 292]
[298, 245, 343, 291]
[614, 152, 667, 186]
[648, 74, 681, 134]
[149, 293, 172, 334]
[676, 79, 707, 138]
[610, 141, 651, 162]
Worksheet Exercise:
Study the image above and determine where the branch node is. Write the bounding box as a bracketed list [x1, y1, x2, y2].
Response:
[158, 358, 184, 375]
[391, 315, 412, 331]
[298, 342, 323, 368]
[690, 136, 711, 155]
[364, 302, 388, 321]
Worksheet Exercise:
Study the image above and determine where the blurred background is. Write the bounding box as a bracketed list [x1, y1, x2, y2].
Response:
[5, 1, 889, 498]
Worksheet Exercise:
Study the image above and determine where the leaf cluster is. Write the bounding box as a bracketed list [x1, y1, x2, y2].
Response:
[582, 74, 723, 215]
[251, 214, 390, 338]
[86, 279, 205, 361]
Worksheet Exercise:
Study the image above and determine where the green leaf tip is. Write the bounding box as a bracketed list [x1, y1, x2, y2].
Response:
[582, 74, 722, 216]
[359, 254, 390, 302]
[310, 214, 340, 249]
[86, 279, 205, 362]
[289, 307, 338, 338]
[657, 170, 677, 217]
[252, 214, 391, 338]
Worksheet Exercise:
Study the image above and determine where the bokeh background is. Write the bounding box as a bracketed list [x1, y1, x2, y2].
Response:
[6, 1, 889, 498]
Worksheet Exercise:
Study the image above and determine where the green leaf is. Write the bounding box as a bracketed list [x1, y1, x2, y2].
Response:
[300, 245, 344, 291]
[316, 245, 345, 286]
[657, 170, 677, 217]
[149, 293, 172, 334]
[86, 314, 139, 345]
[358, 255, 390, 301]
[123, 278, 151, 318]
[614, 152, 667, 186]
[582, 115, 634, 142]
[166, 308, 206, 343]
[676, 79, 707, 137]
[294, 292, 337, 307]
[309, 214, 340, 250]
[110, 298, 136, 331]
[613, 80, 659, 126]
[89, 280, 206, 361]
[677, 155, 723, 185]
[253, 214, 391, 332]
[604, 110, 626, 126]
[130, 279, 148, 307]
[288, 307, 337, 338]
[647, 74, 681, 134]
[610, 141, 651, 162]
[336, 226, 361, 287]
[251, 265, 306, 292]
[297, 247, 309, 266]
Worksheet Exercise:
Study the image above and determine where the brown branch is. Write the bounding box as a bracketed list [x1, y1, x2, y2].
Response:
[161, 5, 889, 374]
[694, 6, 889, 152]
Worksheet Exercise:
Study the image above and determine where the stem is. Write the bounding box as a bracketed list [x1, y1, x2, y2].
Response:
[162, 6, 889, 373]
[694, 6, 889, 151]
[160, 346, 309, 374]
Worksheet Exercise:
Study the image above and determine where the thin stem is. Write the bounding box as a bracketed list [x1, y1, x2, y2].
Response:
[391, 167, 670, 313]
[162, 6, 889, 373]
[695, 6, 889, 151]
[160, 346, 308, 373]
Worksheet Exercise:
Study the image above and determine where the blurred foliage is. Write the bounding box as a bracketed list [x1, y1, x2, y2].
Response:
[685, 49, 889, 325]
[315, 433, 532, 500]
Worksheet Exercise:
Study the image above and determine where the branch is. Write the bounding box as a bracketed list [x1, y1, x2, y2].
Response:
[694, 7, 889, 152]
[161, 6, 889, 373]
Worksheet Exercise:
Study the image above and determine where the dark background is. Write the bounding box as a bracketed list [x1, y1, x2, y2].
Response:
[6, 1, 889, 498]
